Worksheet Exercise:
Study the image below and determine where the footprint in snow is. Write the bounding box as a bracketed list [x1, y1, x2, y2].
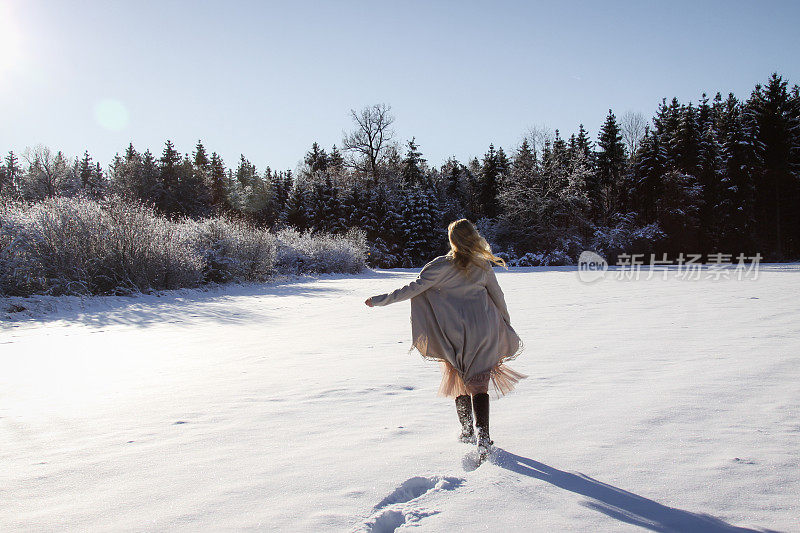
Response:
[360, 508, 439, 533]
[356, 475, 464, 532]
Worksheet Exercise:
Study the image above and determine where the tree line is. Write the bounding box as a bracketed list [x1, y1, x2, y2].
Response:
[1, 72, 798, 267]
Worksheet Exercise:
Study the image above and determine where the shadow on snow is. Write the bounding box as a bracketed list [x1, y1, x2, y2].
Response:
[0, 269, 424, 329]
[493, 449, 778, 533]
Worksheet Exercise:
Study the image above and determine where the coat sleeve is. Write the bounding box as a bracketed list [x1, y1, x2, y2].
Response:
[370, 258, 445, 306]
[485, 265, 512, 325]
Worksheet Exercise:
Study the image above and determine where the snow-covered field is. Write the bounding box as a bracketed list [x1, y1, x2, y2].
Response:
[2, 265, 799, 532]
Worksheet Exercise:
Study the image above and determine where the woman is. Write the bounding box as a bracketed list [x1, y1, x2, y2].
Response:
[365, 219, 525, 460]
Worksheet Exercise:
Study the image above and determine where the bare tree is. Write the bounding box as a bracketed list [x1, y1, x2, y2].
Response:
[524, 124, 555, 158]
[621, 111, 646, 159]
[21, 145, 78, 200]
[342, 103, 395, 182]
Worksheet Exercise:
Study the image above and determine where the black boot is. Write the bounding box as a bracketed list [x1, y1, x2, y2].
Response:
[455, 394, 476, 444]
[472, 392, 493, 460]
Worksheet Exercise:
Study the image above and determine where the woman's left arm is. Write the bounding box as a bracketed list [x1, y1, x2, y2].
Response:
[368, 257, 445, 307]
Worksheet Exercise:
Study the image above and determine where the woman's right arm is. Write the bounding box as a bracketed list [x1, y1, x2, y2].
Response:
[485, 265, 512, 325]
[369, 257, 445, 306]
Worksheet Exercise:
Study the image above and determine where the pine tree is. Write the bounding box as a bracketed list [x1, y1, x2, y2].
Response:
[563, 139, 593, 238]
[304, 142, 329, 174]
[496, 146, 510, 183]
[141, 149, 161, 205]
[541, 130, 583, 236]
[378, 190, 405, 266]
[513, 139, 536, 178]
[282, 172, 294, 215]
[307, 181, 325, 231]
[500, 139, 545, 239]
[328, 145, 345, 174]
[193, 140, 210, 170]
[656, 170, 702, 254]
[745, 73, 800, 258]
[593, 110, 628, 225]
[157, 140, 182, 214]
[633, 127, 665, 223]
[78, 151, 92, 191]
[94, 162, 104, 195]
[711, 91, 726, 129]
[174, 154, 211, 217]
[575, 124, 594, 164]
[209, 152, 228, 211]
[675, 102, 699, 178]
[479, 145, 501, 218]
[402, 137, 426, 187]
[361, 186, 387, 241]
[715, 93, 757, 253]
[0, 158, 7, 197]
[268, 169, 290, 218]
[315, 176, 345, 233]
[698, 93, 713, 133]
[443, 157, 464, 202]
[107, 143, 138, 201]
[3, 151, 21, 197]
[124, 142, 137, 163]
[242, 170, 273, 223]
[285, 181, 309, 230]
[235, 155, 257, 190]
[400, 187, 441, 265]
[695, 94, 722, 252]
[547, 131, 568, 178]
[230, 155, 259, 213]
[342, 186, 365, 229]
[400, 191, 421, 266]
[463, 157, 482, 218]
[77, 150, 105, 198]
[662, 97, 683, 167]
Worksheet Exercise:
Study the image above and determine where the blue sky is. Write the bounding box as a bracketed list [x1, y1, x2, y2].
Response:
[1, 0, 798, 172]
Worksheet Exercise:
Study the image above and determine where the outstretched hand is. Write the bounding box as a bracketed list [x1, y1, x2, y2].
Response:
[364, 298, 374, 307]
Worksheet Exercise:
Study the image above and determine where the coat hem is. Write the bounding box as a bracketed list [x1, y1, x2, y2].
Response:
[406, 335, 527, 399]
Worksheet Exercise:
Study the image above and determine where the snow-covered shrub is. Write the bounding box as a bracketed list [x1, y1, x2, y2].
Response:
[0, 196, 203, 296]
[592, 213, 665, 264]
[0, 199, 30, 295]
[535, 237, 583, 266]
[92, 198, 203, 293]
[508, 249, 574, 267]
[274, 228, 312, 273]
[366, 237, 398, 269]
[186, 217, 277, 283]
[313, 228, 366, 273]
[542, 249, 574, 266]
[0, 198, 367, 297]
[276, 227, 366, 274]
[511, 252, 546, 267]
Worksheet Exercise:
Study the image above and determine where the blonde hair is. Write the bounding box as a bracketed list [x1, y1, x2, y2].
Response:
[446, 219, 507, 271]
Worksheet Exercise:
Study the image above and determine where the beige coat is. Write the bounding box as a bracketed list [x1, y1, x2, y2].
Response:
[370, 255, 523, 385]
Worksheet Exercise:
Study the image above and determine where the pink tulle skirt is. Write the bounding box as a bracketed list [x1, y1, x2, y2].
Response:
[437, 359, 528, 398]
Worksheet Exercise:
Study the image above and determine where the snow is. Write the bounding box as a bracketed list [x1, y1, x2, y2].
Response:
[2, 265, 799, 532]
